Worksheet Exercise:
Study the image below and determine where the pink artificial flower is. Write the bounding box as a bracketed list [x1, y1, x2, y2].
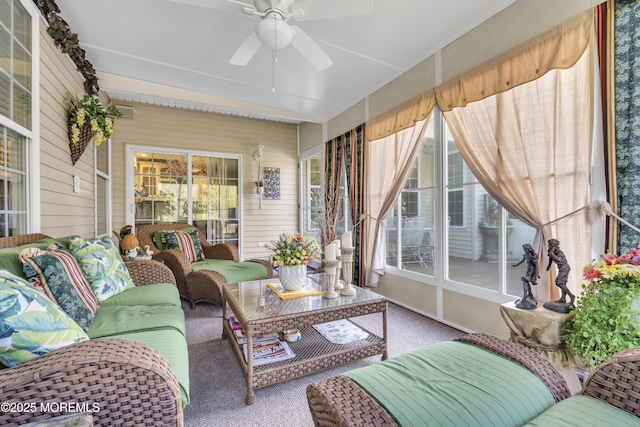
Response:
[602, 253, 619, 265]
[583, 265, 601, 283]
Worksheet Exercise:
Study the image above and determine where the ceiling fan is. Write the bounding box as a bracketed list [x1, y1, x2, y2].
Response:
[171, 0, 374, 71]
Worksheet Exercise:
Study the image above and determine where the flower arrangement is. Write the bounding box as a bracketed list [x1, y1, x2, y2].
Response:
[68, 94, 122, 147]
[266, 232, 321, 267]
[564, 246, 640, 368]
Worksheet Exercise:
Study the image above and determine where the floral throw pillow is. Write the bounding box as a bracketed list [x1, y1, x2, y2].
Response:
[162, 229, 205, 263]
[21, 245, 98, 329]
[68, 236, 136, 303]
[0, 268, 88, 367]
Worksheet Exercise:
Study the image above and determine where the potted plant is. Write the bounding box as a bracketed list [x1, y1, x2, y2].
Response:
[266, 232, 321, 291]
[564, 246, 640, 369]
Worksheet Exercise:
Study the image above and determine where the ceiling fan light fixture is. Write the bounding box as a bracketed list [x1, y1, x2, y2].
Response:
[255, 14, 293, 49]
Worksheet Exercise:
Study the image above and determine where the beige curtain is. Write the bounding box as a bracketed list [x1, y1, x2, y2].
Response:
[435, 11, 594, 300]
[364, 92, 435, 286]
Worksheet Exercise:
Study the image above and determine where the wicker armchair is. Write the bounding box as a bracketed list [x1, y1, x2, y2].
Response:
[137, 223, 272, 308]
[0, 233, 183, 427]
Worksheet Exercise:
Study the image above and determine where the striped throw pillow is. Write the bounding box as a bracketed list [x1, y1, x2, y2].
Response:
[162, 229, 205, 263]
[22, 245, 98, 329]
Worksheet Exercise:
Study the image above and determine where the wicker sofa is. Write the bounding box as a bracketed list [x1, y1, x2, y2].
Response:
[137, 223, 272, 308]
[307, 333, 640, 426]
[0, 234, 188, 427]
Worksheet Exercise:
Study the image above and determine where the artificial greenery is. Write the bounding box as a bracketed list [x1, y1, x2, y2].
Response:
[564, 249, 640, 369]
[68, 94, 121, 147]
[33, 0, 99, 94]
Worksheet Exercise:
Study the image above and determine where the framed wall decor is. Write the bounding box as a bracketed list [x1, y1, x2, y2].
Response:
[263, 167, 280, 199]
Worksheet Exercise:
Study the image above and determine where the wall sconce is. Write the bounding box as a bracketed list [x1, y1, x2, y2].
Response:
[253, 144, 265, 162]
[254, 144, 265, 209]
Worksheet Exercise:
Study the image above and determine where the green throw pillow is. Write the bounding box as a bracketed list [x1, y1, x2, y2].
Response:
[153, 227, 196, 251]
[0, 268, 88, 367]
[162, 229, 205, 262]
[22, 245, 98, 329]
[68, 236, 136, 303]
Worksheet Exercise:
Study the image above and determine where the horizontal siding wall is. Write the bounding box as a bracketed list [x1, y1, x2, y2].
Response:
[38, 20, 98, 238]
[111, 103, 298, 260]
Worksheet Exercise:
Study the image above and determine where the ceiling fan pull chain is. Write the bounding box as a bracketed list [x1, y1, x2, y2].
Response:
[272, 12, 277, 92]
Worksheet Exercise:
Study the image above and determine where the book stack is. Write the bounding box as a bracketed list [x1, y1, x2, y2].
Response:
[233, 329, 279, 345]
[242, 338, 296, 366]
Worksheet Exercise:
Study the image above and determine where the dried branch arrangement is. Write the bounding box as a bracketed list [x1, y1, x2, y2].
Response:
[314, 177, 342, 248]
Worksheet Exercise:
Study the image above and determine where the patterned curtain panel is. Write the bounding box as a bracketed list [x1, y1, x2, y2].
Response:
[596, 1, 618, 251]
[324, 126, 365, 286]
[343, 125, 365, 286]
[323, 138, 343, 248]
[614, 0, 640, 250]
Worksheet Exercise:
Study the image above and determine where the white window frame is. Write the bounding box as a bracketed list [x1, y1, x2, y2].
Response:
[94, 139, 111, 237]
[0, 0, 41, 233]
[299, 145, 323, 235]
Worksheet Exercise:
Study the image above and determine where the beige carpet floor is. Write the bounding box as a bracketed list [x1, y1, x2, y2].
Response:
[182, 300, 465, 427]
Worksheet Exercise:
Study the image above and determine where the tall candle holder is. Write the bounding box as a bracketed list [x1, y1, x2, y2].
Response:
[323, 259, 340, 298]
[340, 247, 356, 296]
[334, 255, 344, 291]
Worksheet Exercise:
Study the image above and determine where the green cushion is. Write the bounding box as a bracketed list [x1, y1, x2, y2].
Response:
[22, 245, 98, 329]
[0, 239, 62, 278]
[154, 227, 195, 251]
[67, 235, 135, 303]
[163, 229, 205, 262]
[0, 268, 88, 367]
[523, 395, 640, 426]
[344, 341, 557, 427]
[100, 283, 181, 308]
[98, 329, 190, 408]
[86, 305, 186, 339]
[192, 259, 268, 283]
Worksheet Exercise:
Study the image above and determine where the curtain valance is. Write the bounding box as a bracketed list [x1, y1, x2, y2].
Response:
[366, 92, 435, 141]
[436, 10, 594, 112]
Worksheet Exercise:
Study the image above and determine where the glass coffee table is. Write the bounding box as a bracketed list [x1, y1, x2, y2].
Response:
[222, 274, 388, 404]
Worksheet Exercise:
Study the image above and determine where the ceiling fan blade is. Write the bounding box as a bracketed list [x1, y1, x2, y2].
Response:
[169, 0, 256, 14]
[230, 31, 263, 66]
[290, 25, 333, 71]
[291, 0, 373, 21]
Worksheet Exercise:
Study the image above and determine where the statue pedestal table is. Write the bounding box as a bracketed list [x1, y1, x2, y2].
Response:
[500, 301, 581, 395]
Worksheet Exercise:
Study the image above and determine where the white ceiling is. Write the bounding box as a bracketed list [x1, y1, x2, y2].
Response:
[54, 0, 517, 124]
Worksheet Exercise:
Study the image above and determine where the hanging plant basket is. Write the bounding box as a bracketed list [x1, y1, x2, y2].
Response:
[68, 122, 92, 165]
[67, 94, 122, 165]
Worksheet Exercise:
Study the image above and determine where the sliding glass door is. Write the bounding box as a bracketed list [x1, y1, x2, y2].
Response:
[132, 150, 240, 246]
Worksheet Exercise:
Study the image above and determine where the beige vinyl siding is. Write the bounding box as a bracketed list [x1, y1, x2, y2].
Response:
[38, 20, 97, 238]
[111, 103, 298, 260]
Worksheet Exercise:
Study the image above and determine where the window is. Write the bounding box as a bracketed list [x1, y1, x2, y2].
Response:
[300, 147, 352, 245]
[300, 151, 322, 242]
[385, 115, 436, 275]
[95, 140, 110, 236]
[0, 0, 35, 236]
[385, 111, 537, 298]
[447, 149, 464, 227]
[130, 149, 241, 247]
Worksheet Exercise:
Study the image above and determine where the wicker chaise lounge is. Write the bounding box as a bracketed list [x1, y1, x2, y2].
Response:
[137, 223, 273, 308]
[306, 333, 640, 426]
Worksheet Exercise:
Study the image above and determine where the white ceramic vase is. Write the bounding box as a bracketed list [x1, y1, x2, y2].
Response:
[279, 265, 307, 291]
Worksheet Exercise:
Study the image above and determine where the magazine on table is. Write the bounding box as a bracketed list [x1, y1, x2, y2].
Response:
[267, 281, 322, 299]
[228, 315, 242, 331]
[242, 338, 296, 366]
[233, 329, 279, 345]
